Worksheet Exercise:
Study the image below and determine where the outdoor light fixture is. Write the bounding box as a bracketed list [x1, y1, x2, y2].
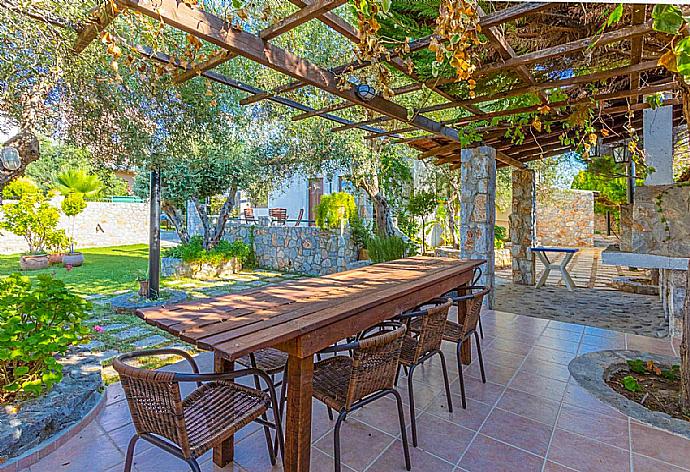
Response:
[0, 146, 20, 171]
[612, 143, 630, 164]
[355, 83, 376, 101]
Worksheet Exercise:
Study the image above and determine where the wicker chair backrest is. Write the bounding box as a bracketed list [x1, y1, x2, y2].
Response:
[412, 299, 452, 361]
[460, 288, 490, 336]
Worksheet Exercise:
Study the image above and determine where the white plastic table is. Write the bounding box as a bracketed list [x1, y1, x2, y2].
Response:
[531, 247, 579, 291]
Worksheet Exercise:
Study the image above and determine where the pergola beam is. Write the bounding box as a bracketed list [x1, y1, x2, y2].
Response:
[424, 59, 661, 115]
[629, 4, 646, 105]
[260, 0, 348, 40]
[118, 0, 459, 141]
[496, 151, 528, 169]
[419, 143, 462, 159]
[73, 1, 119, 53]
[480, 2, 552, 29]
[172, 50, 235, 84]
[133, 45, 388, 135]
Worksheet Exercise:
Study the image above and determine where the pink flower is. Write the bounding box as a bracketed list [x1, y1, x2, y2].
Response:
[93, 325, 104, 333]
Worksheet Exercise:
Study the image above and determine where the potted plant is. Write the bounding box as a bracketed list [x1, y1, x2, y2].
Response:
[136, 270, 149, 297]
[0, 183, 61, 270]
[46, 229, 70, 265]
[60, 193, 87, 267]
[350, 215, 372, 260]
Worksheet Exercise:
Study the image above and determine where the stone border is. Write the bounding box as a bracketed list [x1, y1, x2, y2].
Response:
[569, 350, 690, 439]
[109, 289, 187, 314]
[0, 388, 106, 472]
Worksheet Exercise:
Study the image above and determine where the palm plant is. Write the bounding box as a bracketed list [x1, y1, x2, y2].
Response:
[55, 169, 103, 198]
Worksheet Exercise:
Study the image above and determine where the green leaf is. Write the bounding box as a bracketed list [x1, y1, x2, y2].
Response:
[652, 5, 685, 35]
[14, 366, 29, 376]
[622, 375, 641, 392]
[607, 4, 624, 26]
[381, 0, 391, 14]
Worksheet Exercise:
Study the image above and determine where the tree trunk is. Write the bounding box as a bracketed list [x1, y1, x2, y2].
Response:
[681, 260, 690, 411]
[0, 130, 40, 195]
[161, 201, 190, 244]
[192, 190, 236, 250]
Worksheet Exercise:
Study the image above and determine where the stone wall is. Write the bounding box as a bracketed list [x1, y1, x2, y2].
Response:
[629, 185, 690, 258]
[536, 189, 594, 247]
[223, 223, 357, 276]
[460, 147, 496, 307]
[510, 169, 536, 285]
[0, 198, 149, 254]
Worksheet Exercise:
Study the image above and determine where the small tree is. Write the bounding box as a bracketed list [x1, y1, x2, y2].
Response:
[60, 193, 87, 254]
[0, 188, 60, 254]
[314, 192, 357, 231]
[407, 191, 437, 253]
[55, 169, 103, 199]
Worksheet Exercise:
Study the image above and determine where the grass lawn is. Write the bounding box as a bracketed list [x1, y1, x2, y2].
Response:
[0, 245, 149, 296]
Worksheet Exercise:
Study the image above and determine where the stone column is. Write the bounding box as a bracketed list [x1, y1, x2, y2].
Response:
[510, 169, 536, 285]
[460, 146, 496, 307]
[643, 104, 674, 186]
[186, 200, 203, 237]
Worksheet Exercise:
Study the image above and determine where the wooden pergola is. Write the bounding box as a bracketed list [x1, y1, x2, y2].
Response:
[72, 2, 685, 471]
[74, 1, 683, 171]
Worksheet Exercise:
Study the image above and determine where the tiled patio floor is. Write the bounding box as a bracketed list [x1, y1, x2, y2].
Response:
[26, 310, 686, 472]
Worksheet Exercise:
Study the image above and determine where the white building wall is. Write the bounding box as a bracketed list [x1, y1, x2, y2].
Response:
[268, 173, 342, 223]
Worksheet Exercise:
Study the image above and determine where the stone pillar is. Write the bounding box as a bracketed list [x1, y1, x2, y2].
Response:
[643, 104, 674, 186]
[186, 200, 203, 237]
[510, 169, 536, 285]
[460, 147, 496, 307]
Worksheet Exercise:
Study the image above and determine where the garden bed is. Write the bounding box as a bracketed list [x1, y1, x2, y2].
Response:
[569, 350, 690, 439]
[0, 356, 103, 467]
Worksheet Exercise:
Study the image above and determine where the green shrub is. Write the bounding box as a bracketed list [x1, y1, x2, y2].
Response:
[0, 191, 61, 254]
[0, 273, 90, 403]
[495, 225, 507, 249]
[350, 215, 373, 249]
[315, 192, 357, 230]
[2, 177, 39, 199]
[367, 235, 406, 263]
[61, 193, 87, 217]
[163, 236, 251, 265]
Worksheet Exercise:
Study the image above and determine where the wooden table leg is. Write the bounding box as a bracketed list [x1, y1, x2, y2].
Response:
[284, 354, 314, 472]
[457, 284, 473, 365]
[213, 353, 234, 467]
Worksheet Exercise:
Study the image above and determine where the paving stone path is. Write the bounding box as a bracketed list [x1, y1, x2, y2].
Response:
[495, 247, 667, 337]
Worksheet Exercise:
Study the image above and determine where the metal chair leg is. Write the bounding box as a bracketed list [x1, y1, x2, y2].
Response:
[395, 363, 402, 386]
[456, 342, 467, 409]
[437, 351, 454, 413]
[478, 316, 484, 339]
[475, 331, 486, 384]
[253, 374, 277, 465]
[391, 389, 412, 471]
[406, 364, 418, 447]
[187, 458, 202, 472]
[273, 365, 289, 457]
[327, 406, 334, 421]
[333, 410, 348, 472]
[123, 435, 139, 472]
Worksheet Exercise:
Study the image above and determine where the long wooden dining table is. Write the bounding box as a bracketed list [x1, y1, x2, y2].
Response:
[136, 256, 484, 472]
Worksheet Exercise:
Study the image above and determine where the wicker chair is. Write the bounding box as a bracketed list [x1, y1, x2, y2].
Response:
[312, 326, 411, 472]
[396, 299, 454, 447]
[411, 286, 491, 409]
[113, 349, 284, 472]
[236, 348, 288, 455]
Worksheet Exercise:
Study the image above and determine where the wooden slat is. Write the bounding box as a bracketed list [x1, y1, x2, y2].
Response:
[260, 0, 347, 40]
[629, 4, 647, 105]
[496, 151, 528, 169]
[291, 101, 351, 121]
[74, 1, 119, 53]
[364, 126, 418, 139]
[172, 50, 235, 84]
[419, 143, 462, 159]
[480, 2, 552, 29]
[331, 116, 391, 133]
[118, 0, 459, 141]
[420, 60, 662, 114]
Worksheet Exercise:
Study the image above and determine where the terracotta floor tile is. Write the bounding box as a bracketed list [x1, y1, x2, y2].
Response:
[527, 347, 577, 366]
[465, 361, 517, 386]
[350, 394, 410, 437]
[533, 336, 580, 354]
[30, 422, 124, 472]
[547, 429, 630, 472]
[542, 328, 583, 343]
[406, 412, 474, 464]
[480, 408, 553, 456]
[367, 440, 455, 472]
[487, 338, 533, 355]
[458, 434, 544, 472]
[556, 404, 630, 449]
[562, 382, 626, 419]
[632, 453, 688, 472]
[508, 371, 567, 402]
[132, 443, 195, 472]
[232, 428, 283, 472]
[625, 335, 675, 356]
[423, 393, 493, 431]
[199, 457, 249, 472]
[460, 377, 505, 405]
[630, 422, 690, 469]
[517, 358, 571, 383]
[546, 320, 585, 334]
[543, 461, 578, 472]
[580, 334, 626, 349]
[479, 347, 526, 368]
[98, 398, 134, 433]
[583, 326, 626, 339]
[313, 418, 395, 471]
[495, 389, 561, 427]
[107, 422, 152, 455]
[395, 378, 445, 412]
[307, 446, 355, 472]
